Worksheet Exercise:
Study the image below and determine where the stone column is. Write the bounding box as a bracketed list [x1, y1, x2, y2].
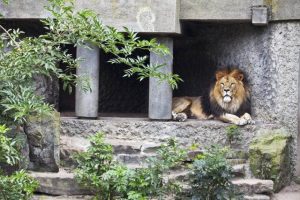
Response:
[149, 37, 173, 120]
[76, 43, 99, 118]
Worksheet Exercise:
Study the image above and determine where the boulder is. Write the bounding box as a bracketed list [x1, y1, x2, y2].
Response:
[24, 111, 60, 172]
[249, 129, 292, 192]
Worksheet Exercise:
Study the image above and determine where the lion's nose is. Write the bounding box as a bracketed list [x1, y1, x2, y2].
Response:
[224, 89, 230, 92]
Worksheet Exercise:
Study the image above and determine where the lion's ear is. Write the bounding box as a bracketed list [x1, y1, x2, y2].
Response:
[231, 69, 244, 81]
[215, 70, 227, 80]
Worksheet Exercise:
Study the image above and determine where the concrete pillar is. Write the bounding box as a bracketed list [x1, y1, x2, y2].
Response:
[75, 43, 99, 118]
[149, 37, 173, 120]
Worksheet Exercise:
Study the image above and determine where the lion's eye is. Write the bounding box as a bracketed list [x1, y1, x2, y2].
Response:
[221, 83, 224, 87]
[231, 83, 235, 87]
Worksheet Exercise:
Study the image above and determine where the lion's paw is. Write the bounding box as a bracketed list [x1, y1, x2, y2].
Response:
[241, 113, 255, 125]
[235, 118, 248, 126]
[172, 112, 187, 122]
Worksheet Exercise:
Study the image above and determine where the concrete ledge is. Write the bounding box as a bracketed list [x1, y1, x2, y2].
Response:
[61, 117, 281, 150]
[1, 0, 299, 34]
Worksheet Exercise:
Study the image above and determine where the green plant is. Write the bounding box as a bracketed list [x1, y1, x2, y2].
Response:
[0, 170, 39, 200]
[0, 0, 182, 126]
[226, 125, 241, 144]
[189, 145, 235, 200]
[73, 133, 187, 200]
[0, 125, 19, 165]
[0, 125, 38, 200]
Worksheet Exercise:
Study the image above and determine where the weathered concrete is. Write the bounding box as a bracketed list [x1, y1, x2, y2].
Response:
[149, 37, 173, 120]
[0, 0, 181, 33]
[232, 179, 274, 195]
[174, 21, 300, 175]
[75, 44, 99, 118]
[61, 117, 280, 150]
[252, 6, 269, 26]
[1, 0, 299, 32]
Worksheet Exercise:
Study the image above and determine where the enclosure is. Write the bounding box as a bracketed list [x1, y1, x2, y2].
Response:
[1, 0, 300, 199]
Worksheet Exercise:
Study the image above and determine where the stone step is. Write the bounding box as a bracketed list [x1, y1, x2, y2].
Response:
[29, 169, 91, 196]
[32, 195, 93, 200]
[233, 164, 246, 177]
[232, 178, 274, 195]
[243, 194, 270, 200]
[228, 159, 247, 165]
[60, 135, 160, 167]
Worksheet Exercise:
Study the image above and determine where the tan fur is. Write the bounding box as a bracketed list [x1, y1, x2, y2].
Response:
[172, 69, 254, 125]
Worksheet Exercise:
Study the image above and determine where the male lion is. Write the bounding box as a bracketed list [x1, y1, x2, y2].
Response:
[172, 68, 254, 126]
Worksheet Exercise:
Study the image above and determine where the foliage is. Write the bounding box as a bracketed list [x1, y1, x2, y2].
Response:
[0, 0, 181, 125]
[0, 170, 39, 200]
[226, 125, 241, 145]
[0, 125, 38, 200]
[73, 132, 187, 200]
[0, 125, 19, 165]
[189, 145, 235, 200]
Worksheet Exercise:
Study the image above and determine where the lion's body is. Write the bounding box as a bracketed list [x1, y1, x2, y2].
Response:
[172, 68, 253, 125]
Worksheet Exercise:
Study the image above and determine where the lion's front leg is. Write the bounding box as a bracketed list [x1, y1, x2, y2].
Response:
[218, 113, 248, 126]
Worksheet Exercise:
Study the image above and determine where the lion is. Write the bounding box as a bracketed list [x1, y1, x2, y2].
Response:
[172, 68, 254, 126]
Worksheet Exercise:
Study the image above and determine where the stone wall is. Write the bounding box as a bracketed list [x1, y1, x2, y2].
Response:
[173, 21, 300, 175]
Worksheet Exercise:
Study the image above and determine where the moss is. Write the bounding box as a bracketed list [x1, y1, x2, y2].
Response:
[249, 129, 292, 192]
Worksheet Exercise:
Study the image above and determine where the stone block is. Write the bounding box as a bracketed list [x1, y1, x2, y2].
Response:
[232, 178, 273, 195]
[25, 111, 60, 172]
[252, 6, 269, 26]
[249, 129, 292, 192]
[30, 169, 91, 195]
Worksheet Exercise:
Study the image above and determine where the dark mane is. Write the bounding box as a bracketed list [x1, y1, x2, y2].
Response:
[201, 68, 251, 117]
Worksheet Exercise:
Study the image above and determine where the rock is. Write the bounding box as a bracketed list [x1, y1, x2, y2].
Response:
[243, 194, 270, 200]
[249, 129, 292, 192]
[60, 135, 90, 168]
[233, 164, 246, 177]
[232, 178, 274, 195]
[25, 111, 60, 172]
[30, 169, 91, 196]
[32, 195, 93, 200]
[33, 75, 59, 109]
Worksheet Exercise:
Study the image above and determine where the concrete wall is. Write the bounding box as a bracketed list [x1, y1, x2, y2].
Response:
[172, 21, 300, 175]
[1, 0, 300, 34]
[0, 0, 180, 33]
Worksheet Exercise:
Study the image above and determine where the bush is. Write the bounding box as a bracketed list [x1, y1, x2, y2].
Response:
[0, 125, 38, 200]
[73, 132, 187, 200]
[189, 146, 235, 200]
[0, 170, 38, 200]
[0, 0, 181, 126]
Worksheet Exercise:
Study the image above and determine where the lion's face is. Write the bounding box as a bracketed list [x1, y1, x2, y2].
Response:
[211, 69, 248, 113]
[218, 76, 239, 103]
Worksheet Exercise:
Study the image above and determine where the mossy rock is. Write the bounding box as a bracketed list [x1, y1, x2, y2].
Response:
[24, 111, 60, 172]
[249, 129, 292, 192]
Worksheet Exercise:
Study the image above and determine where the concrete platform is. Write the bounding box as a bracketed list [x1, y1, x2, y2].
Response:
[61, 117, 280, 150]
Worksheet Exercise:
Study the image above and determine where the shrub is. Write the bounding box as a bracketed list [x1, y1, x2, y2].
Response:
[189, 146, 235, 200]
[0, 170, 38, 200]
[73, 132, 187, 200]
[0, 125, 38, 200]
[226, 125, 241, 145]
[0, 0, 182, 126]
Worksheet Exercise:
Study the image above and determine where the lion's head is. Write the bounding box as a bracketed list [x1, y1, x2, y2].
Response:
[210, 68, 249, 114]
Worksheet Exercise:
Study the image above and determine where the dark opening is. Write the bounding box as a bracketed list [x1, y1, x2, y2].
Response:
[173, 21, 261, 97]
[98, 48, 149, 116]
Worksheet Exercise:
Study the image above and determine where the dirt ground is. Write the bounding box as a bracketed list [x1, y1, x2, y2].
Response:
[272, 182, 300, 200]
